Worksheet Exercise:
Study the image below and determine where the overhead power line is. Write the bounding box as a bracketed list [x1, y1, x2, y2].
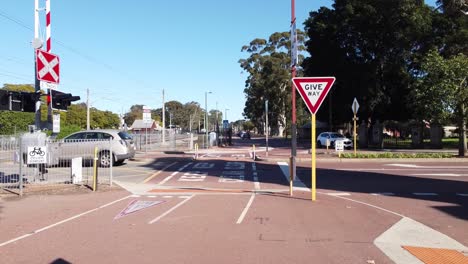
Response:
[0, 8, 153, 89]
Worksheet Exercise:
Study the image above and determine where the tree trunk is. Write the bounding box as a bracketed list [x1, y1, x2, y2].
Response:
[458, 103, 467, 157]
[277, 114, 286, 137]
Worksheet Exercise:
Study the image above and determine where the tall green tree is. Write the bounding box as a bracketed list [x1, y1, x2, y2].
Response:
[412, 50, 467, 155]
[239, 31, 306, 136]
[303, 0, 434, 125]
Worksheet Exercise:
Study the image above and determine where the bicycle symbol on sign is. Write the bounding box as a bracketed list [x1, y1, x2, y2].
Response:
[29, 147, 46, 157]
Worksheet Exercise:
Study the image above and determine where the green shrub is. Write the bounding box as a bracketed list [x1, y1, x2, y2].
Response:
[340, 152, 454, 158]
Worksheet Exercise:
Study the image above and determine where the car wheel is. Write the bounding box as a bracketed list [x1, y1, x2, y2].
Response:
[317, 141, 322, 148]
[99, 151, 113, 167]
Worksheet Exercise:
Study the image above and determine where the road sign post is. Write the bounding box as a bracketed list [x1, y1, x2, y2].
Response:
[352, 98, 360, 156]
[293, 77, 336, 201]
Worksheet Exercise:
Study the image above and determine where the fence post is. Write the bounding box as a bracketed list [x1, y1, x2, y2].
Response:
[19, 135, 23, 196]
[109, 139, 113, 187]
[93, 146, 98, 191]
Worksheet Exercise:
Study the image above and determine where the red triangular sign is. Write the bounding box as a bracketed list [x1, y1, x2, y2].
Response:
[292, 77, 336, 114]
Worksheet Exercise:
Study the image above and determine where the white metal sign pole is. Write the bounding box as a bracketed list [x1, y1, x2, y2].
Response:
[354, 114, 357, 156]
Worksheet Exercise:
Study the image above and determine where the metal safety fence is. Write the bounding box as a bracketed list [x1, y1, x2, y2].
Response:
[1, 134, 112, 196]
[132, 131, 199, 152]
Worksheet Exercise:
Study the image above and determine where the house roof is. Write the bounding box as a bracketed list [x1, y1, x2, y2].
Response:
[131, 119, 155, 129]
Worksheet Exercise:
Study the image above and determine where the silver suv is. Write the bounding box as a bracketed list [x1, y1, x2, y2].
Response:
[48, 129, 136, 167]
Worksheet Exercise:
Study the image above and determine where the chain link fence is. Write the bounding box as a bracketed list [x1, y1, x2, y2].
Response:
[1, 133, 113, 196]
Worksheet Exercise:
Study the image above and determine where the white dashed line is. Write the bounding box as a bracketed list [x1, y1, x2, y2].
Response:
[0, 195, 132, 247]
[148, 195, 194, 224]
[158, 162, 193, 185]
[413, 193, 438, 196]
[326, 192, 351, 196]
[237, 193, 255, 224]
[371, 193, 395, 196]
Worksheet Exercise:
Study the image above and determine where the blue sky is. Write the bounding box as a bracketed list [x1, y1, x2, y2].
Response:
[0, 0, 437, 122]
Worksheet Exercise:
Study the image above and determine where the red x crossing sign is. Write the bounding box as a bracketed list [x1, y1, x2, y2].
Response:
[36, 49, 60, 84]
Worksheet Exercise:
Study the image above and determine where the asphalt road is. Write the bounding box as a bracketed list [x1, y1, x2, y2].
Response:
[1, 141, 467, 264]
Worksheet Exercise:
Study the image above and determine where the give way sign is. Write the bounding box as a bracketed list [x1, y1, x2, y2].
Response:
[36, 49, 60, 84]
[292, 77, 335, 114]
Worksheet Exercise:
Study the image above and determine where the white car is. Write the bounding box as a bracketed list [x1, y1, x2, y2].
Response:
[316, 132, 353, 149]
[48, 129, 136, 167]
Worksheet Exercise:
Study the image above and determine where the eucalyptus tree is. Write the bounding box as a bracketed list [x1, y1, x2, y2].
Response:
[239, 31, 306, 136]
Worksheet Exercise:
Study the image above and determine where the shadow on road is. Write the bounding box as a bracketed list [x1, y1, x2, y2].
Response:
[136, 153, 468, 221]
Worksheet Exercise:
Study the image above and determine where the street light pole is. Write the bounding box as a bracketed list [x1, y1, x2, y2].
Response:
[162, 89, 165, 144]
[265, 100, 269, 157]
[205, 91, 211, 148]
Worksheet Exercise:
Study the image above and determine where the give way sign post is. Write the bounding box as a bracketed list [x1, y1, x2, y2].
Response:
[36, 49, 60, 84]
[292, 77, 336, 201]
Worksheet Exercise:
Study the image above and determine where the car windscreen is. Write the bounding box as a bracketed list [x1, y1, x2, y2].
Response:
[118, 131, 133, 140]
[330, 133, 344, 138]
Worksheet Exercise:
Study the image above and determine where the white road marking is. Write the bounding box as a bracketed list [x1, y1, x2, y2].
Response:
[142, 161, 178, 183]
[158, 162, 192, 185]
[320, 191, 405, 218]
[386, 164, 420, 168]
[148, 196, 157, 198]
[225, 162, 245, 170]
[413, 192, 438, 196]
[219, 171, 244, 182]
[193, 162, 215, 169]
[236, 193, 255, 224]
[163, 196, 173, 198]
[278, 162, 307, 189]
[410, 173, 463, 177]
[252, 163, 260, 190]
[0, 195, 132, 247]
[456, 193, 468, 197]
[148, 195, 194, 224]
[178, 171, 207, 182]
[326, 192, 351, 196]
[371, 193, 395, 196]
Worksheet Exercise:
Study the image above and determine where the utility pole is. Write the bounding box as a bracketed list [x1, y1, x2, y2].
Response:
[162, 89, 165, 144]
[265, 100, 269, 157]
[86, 88, 90, 130]
[290, 0, 298, 195]
[34, 0, 41, 130]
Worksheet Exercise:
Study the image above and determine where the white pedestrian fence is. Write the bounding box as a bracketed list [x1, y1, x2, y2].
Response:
[0, 134, 112, 196]
[132, 131, 199, 151]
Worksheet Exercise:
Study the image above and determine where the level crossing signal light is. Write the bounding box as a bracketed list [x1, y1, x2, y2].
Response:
[49, 89, 80, 111]
[0, 90, 41, 112]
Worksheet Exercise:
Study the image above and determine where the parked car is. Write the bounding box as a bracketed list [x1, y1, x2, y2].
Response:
[316, 132, 353, 149]
[47, 129, 136, 167]
[238, 131, 251, 140]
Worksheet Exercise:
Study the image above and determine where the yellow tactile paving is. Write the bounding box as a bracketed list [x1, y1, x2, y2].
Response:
[403, 246, 468, 264]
